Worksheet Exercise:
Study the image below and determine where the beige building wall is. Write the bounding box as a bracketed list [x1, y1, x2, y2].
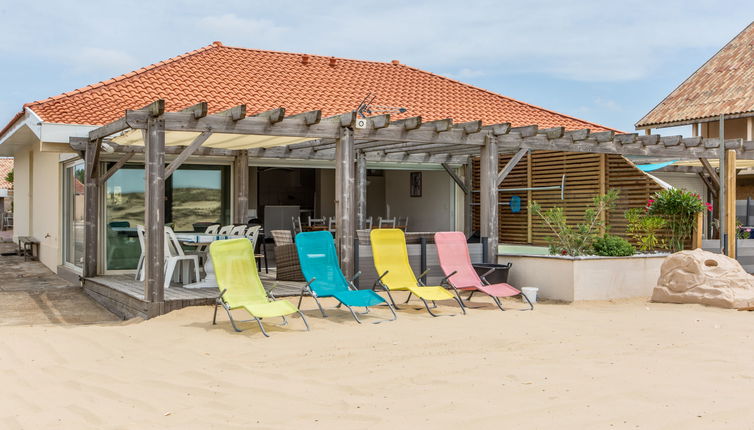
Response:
[32, 148, 61, 270]
[700, 117, 751, 139]
[12, 149, 31, 240]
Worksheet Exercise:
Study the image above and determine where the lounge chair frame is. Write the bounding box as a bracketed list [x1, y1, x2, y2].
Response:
[297, 271, 397, 324]
[372, 269, 466, 317]
[451, 267, 533, 311]
[212, 288, 311, 337]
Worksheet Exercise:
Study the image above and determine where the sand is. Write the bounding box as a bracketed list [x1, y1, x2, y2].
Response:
[2, 294, 754, 429]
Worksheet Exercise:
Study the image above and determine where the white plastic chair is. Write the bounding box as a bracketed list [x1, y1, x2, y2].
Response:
[308, 217, 326, 227]
[194, 224, 220, 264]
[365, 216, 373, 230]
[218, 225, 233, 236]
[397, 216, 409, 231]
[135, 225, 146, 281]
[328, 217, 336, 233]
[291, 216, 302, 234]
[245, 225, 262, 249]
[164, 226, 201, 289]
[229, 225, 247, 236]
[378, 217, 396, 228]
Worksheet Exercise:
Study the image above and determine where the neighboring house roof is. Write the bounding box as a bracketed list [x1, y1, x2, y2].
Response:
[0, 158, 12, 189]
[7, 42, 613, 134]
[636, 21, 754, 129]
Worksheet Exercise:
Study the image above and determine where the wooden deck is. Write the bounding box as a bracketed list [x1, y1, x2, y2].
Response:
[83, 270, 305, 320]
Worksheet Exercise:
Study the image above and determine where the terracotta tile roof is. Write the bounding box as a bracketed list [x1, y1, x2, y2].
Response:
[18, 41, 613, 132]
[0, 158, 12, 189]
[636, 22, 754, 128]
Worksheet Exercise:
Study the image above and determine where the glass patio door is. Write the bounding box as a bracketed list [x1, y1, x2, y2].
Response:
[103, 163, 230, 271]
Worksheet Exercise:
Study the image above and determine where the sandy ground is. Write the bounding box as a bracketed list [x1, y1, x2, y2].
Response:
[2, 294, 754, 429]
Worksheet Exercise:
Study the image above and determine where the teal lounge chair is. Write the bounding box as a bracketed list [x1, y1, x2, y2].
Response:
[295, 231, 396, 323]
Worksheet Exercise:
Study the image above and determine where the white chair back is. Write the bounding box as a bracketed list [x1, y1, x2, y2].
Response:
[230, 225, 247, 236]
[218, 225, 233, 235]
[164, 226, 186, 257]
[246, 225, 262, 249]
[397, 216, 409, 231]
[308, 217, 326, 226]
[328, 217, 336, 232]
[291, 216, 302, 234]
[205, 224, 220, 235]
[378, 217, 396, 228]
[136, 225, 146, 253]
[365, 216, 373, 230]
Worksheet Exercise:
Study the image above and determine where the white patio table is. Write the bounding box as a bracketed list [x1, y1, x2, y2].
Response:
[176, 233, 246, 289]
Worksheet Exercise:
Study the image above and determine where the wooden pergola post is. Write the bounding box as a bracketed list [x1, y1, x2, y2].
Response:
[83, 139, 101, 278]
[356, 151, 367, 230]
[479, 134, 499, 263]
[726, 149, 737, 258]
[464, 162, 473, 237]
[233, 150, 249, 225]
[335, 127, 356, 277]
[144, 114, 166, 306]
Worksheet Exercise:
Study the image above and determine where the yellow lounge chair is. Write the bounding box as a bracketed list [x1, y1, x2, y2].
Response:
[370, 229, 466, 317]
[210, 238, 310, 336]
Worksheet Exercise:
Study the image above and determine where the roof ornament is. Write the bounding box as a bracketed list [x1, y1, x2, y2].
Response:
[355, 93, 408, 119]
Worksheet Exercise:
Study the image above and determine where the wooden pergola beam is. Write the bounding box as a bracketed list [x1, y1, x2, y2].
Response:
[442, 163, 469, 195]
[217, 104, 247, 121]
[251, 107, 286, 124]
[99, 152, 134, 185]
[285, 110, 322, 125]
[165, 131, 213, 178]
[180, 102, 209, 119]
[699, 157, 721, 191]
[496, 148, 528, 187]
[144, 114, 166, 307]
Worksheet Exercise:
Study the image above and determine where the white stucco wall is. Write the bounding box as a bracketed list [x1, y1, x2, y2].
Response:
[31, 148, 61, 270]
[12, 149, 30, 239]
[384, 170, 454, 232]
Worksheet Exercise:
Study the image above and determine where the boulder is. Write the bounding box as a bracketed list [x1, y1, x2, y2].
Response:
[652, 249, 754, 309]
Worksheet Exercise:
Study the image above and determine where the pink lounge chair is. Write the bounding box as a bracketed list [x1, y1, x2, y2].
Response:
[434, 231, 533, 311]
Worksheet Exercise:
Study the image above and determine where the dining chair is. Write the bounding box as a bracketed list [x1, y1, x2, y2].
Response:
[218, 225, 233, 235]
[397, 216, 409, 231]
[194, 224, 220, 265]
[378, 217, 397, 228]
[328, 217, 336, 233]
[164, 226, 201, 289]
[291, 216, 303, 234]
[229, 225, 247, 236]
[308, 217, 326, 227]
[365, 216, 373, 230]
[135, 225, 146, 281]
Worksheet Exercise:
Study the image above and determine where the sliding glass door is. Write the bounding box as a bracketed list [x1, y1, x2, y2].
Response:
[104, 163, 230, 271]
[62, 162, 85, 268]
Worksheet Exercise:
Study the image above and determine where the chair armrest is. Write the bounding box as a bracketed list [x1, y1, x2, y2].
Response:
[440, 270, 458, 287]
[349, 271, 362, 282]
[373, 270, 389, 289]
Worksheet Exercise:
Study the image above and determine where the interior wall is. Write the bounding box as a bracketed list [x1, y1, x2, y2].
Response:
[317, 169, 335, 217]
[366, 174, 385, 220]
[384, 170, 453, 232]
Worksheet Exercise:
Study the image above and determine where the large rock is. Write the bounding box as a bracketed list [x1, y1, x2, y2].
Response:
[652, 249, 754, 308]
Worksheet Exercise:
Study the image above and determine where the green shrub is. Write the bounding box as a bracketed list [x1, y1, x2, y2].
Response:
[592, 234, 635, 257]
[530, 189, 618, 256]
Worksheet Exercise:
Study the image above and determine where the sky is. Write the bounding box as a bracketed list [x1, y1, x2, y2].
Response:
[0, 1, 751, 136]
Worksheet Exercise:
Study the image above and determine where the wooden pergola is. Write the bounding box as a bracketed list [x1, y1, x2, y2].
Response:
[70, 100, 754, 313]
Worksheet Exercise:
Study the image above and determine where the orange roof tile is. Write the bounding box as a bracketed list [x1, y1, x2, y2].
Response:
[17, 42, 613, 133]
[637, 21, 754, 128]
[0, 158, 12, 189]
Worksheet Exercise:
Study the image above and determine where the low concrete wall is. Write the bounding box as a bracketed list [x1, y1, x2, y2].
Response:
[500, 254, 668, 302]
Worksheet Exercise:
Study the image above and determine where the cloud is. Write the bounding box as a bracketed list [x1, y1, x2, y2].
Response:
[594, 97, 622, 112]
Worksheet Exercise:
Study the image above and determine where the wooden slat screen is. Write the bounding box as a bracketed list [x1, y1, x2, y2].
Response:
[471, 151, 665, 246]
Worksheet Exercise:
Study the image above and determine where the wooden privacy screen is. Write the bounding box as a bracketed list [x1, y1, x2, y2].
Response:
[472, 151, 664, 245]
